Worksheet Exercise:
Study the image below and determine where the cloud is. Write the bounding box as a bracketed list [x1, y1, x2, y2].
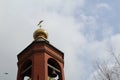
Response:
[86, 33, 120, 80]
[110, 34, 120, 56]
[96, 3, 111, 10]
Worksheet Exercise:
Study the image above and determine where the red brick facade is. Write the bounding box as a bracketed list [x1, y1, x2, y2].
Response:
[17, 40, 64, 80]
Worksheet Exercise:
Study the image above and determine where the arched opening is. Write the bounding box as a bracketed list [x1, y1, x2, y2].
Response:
[48, 58, 62, 80]
[21, 60, 32, 80]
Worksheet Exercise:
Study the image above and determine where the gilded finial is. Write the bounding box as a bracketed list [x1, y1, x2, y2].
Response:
[38, 20, 43, 28]
[33, 20, 48, 40]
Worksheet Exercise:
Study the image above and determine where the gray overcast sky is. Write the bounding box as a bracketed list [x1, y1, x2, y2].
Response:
[0, 0, 120, 80]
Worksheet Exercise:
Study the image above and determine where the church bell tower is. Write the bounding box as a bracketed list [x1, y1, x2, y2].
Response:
[17, 21, 65, 80]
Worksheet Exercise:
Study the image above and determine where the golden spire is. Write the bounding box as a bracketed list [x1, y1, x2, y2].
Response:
[33, 20, 48, 40]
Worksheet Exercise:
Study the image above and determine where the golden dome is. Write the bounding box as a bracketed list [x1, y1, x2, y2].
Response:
[33, 28, 48, 40]
[33, 20, 48, 40]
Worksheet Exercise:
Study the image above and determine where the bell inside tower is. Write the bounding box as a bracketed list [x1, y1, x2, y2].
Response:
[48, 58, 62, 80]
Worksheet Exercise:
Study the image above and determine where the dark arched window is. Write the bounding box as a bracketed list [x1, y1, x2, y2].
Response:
[22, 60, 32, 80]
[48, 58, 61, 80]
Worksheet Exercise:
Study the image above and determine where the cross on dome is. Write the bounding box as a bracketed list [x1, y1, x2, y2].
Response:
[38, 20, 43, 28]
